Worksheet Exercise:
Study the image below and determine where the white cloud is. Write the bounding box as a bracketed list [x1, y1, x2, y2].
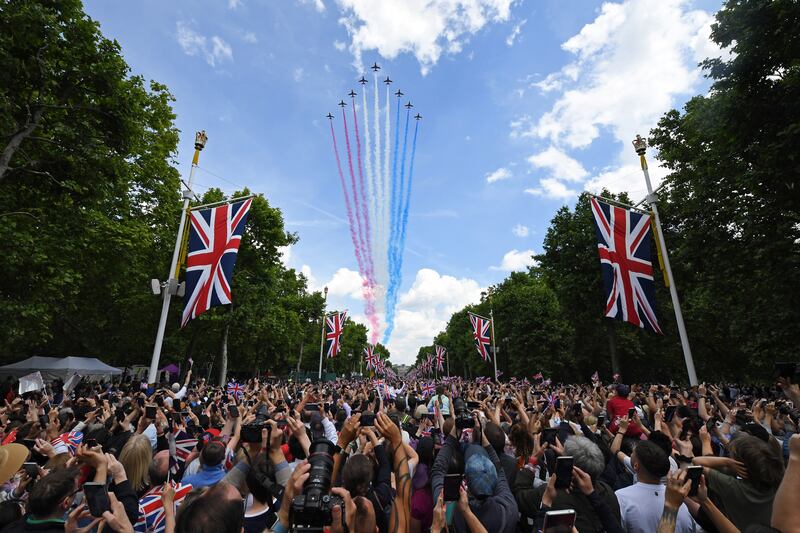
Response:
[486, 166, 512, 184]
[176, 21, 233, 67]
[298, 0, 326, 12]
[241, 31, 258, 44]
[228, 0, 242, 8]
[528, 0, 719, 150]
[512, 223, 529, 237]
[334, 0, 515, 74]
[524, 178, 579, 200]
[293, 67, 305, 82]
[506, 18, 526, 46]
[527, 146, 587, 182]
[278, 245, 292, 266]
[491, 249, 536, 272]
[584, 162, 671, 199]
[324, 268, 367, 300]
[333, 40, 347, 51]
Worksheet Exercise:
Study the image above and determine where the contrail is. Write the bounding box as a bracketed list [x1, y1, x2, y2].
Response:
[329, 119, 364, 276]
[361, 83, 376, 281]
[351, 94, 374, 286]
[397, 118, 419, 292]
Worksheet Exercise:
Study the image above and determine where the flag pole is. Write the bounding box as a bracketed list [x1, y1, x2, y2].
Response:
[488, 288, 498, 382]
[633, 135, 698, 386]
[317, 286, 328, 381]
[446, 350, 450, 377]
[147, 131, 207, 386]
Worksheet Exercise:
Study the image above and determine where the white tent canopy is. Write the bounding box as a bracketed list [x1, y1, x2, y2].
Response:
[0, 356, 122, 380]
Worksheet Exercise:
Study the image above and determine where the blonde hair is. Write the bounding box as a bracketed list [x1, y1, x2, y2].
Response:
[119, 434, 153, 492]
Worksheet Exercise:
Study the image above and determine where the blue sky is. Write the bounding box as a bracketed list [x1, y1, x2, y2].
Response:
[84, 0, 724, 365]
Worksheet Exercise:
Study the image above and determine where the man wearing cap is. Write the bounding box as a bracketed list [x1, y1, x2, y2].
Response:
[431, 414, 518, 533]
[608, 384, 642, 438]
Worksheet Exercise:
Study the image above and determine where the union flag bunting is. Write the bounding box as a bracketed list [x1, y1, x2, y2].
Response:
[435, 345, 446, 372]
[181, 198, 252, 327]
[325, 311, 347, 357]
[590, 198, 662, 334]
[468, 312, 492, 361]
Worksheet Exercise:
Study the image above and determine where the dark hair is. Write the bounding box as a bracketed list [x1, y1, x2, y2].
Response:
[647, 431, 673, 458]
[342, 454, 374, 497]
[27, 469, 74, 517]
[730, 435, 784, 492]
[416, 436, 434, 467]
[201, 441, 225, 467]
[175, 484, 244, 533]
[0, 501, 22, 529]
[435, 385, 445, 396]
[246, 454, 276, 504]
[483, 422, 505, 454]
[509, 423, 534, 459]
[633, 440, 669, 478]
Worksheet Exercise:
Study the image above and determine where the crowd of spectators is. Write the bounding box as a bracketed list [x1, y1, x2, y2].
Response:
[0, 368, 798, 533]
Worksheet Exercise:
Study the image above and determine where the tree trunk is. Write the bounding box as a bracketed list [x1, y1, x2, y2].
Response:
[218, 323, 230, 387]
[296, 339, 304, 373]
[606, 320, 620, 377]
[0, 107, 44, 182]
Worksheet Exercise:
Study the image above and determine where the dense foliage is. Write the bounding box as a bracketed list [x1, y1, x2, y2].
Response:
[0, 0, 377, 379]
[414, 0, 800, 383]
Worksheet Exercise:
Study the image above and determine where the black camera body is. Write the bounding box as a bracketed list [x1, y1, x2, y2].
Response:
[290, 439, 342, 531]
[453, 397, 473, 429]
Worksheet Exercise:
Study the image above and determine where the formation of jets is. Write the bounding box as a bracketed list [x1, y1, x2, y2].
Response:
[326, 67, 424, 122]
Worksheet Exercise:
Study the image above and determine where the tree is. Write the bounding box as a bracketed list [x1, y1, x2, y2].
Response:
[0, 0, 182, 363]
[650, 0, 800, 378]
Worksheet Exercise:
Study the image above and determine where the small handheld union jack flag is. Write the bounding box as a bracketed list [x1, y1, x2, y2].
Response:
[325, 311, 347, 358]
[590, 197, 662, 334]
[181, 198, 252, 327]
[421, 382, 435, 397]
[435, 345, 446, 372]
[468, 312, 492, 361]
[136, 482, 193, 533]
[226, 381, 243, 399]
[52, 430, 83, 455]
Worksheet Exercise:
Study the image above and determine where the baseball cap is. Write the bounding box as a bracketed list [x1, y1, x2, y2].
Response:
[464, 446, 497, 498]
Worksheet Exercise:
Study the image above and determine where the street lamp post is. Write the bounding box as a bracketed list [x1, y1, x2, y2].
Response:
[633, 135, 698, 386]
[317, 286, 329, 380]
[147, 131, 207, 385]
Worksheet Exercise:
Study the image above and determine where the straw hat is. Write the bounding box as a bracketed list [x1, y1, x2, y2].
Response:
[0, 443, 29, 485]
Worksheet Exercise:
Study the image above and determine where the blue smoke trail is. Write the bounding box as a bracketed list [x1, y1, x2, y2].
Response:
[385, 98, 401, 329]
[383, 108, 413, 343]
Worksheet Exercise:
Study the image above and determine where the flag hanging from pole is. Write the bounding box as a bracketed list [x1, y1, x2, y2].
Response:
[590, 197, 663, 334]
[325, 311, 347, 358]
[364, 344, 377, 370]
[435, 345, 446, 372]
[468, 312, 492, 361]
[181, 198, 252, 327]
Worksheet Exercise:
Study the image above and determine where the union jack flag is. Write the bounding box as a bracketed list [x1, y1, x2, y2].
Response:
[171, 430, 196, 463]
[590, 198, 662, 334]
[422, 382, 435, 397]
[181, 198, 252, 327]
[135, 482, 193, 533]
[325, 311, 347, 358]
[226, 381, 243, 399]
[533, 372, 543, 380]
[364, 345, 377, 370]
[468, 312, 492, 361]
[52, 430, 83, 455]
[435, 345, 446, 372]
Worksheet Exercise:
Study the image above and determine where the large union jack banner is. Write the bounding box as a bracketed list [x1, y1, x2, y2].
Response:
[590, 197, 662, 334]
[468, 312, 492, 361]
[435, 345, 446, 372]
[325, 311, 347, 358]
[181, 198, 252, 327]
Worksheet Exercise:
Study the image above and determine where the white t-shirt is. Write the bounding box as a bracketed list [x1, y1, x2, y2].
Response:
[615, 482, 697, 533]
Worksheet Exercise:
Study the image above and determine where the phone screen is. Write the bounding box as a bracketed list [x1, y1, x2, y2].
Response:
[597, 415, 605, 427]
[664, 405, 677, 423]
[84, 482, 111, 517]
[541, 428, 558, 446]
[686, 466, 703, 496]
[628, 407, 636, 418]
[555, 456, 574, 489]
[145, 406, 157, 419]
[228, 405, 239, 418]
[360, 413, 376, 426]
[305, 403, 319, 412]
[443, 474, 462, 501]
[543, 509, 576, 532]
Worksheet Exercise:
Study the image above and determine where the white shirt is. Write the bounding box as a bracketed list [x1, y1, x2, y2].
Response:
[615, 482, 697, 533]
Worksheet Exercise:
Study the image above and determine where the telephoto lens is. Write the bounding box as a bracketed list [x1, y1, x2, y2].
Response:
[290, 439, 343, 531]
[453, 397, 473, 429]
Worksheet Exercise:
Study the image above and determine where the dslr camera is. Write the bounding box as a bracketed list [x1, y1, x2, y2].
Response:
[290, 440, 343, 531]
[453, 397, 473, 430]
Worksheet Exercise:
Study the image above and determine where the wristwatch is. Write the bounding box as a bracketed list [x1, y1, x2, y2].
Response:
[332, 443, 343, 455]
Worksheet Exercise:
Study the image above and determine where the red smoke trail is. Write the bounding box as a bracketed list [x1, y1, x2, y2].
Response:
[341, 108, 367, 271]
[329, 120, 365, 276]
[351, 97, 375, 287]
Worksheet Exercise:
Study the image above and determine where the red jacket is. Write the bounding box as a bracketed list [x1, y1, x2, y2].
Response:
[607, 396, 642, 437]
